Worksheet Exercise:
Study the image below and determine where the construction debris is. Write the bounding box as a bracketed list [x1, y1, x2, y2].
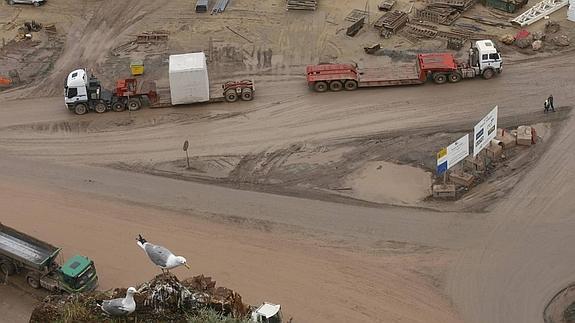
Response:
[516, 126, 534, 146]
[500, 34, 516, 44]
[378, 0, 396, 11]
[415, 5, 461, 25]
[545, 20, 561, 33]
[515, 34, 534, 48]
[480, 0, 528, 13]
[511, 0, 569, 26]
[287, 0, 318, 11]
[374, 10, 409, 38]
[346, 17, 365, 37]
[364, 43, 381, 54]
[24, 21, 42, 32]
[532, 40, 543, 50]
[136, 31, 169, 44]
[211, 0, 231, 14]
[532, 31, 546, 41]
[345, 9, 369, 22]
[29, 273, 251, 322]
[552, 35, 570, 46]
[432, 184, 456, 198]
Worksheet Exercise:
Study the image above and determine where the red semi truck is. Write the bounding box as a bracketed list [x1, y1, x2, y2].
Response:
[306, 39, 503, 92]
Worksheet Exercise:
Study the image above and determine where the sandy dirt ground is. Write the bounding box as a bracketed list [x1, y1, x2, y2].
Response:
[1, 0, 575, 322]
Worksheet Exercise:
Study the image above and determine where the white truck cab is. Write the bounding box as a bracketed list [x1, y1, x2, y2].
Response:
[251, 302, 283, 323]
[64, 69, 89, 107]
[468, 40, 502, 79]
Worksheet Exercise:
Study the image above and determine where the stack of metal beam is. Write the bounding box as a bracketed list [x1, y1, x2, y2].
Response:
[211, 0, 230, 14]
[287, 0, 318, 10]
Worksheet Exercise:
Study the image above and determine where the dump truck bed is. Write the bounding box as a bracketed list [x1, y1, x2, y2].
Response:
[0, 223, 60, 270]
[358, 61, 424, 87]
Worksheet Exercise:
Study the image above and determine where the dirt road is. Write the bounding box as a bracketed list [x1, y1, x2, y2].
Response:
[1, 0, 575, 319]
[0, 49, 573, 322]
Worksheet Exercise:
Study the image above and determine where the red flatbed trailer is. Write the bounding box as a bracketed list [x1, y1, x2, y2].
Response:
[306, 53, 463, 92]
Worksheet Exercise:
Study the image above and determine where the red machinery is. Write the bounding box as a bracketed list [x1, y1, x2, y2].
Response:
[111, 78, 158, 112]
[307, 53, 470, 92]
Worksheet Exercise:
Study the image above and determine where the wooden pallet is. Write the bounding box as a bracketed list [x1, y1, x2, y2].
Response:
[415, 5, 461, 25]
[345, 9, 369, 22]
[374, 10, 409, 31]
[287, 0, 318, 10]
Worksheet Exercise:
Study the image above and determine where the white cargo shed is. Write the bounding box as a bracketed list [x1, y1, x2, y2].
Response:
[169, 52, 210, 105]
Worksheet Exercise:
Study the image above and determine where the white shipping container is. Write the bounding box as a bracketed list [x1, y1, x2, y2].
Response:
[169, 52, 210, 105]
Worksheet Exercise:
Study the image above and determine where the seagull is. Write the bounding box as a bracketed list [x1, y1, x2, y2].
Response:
[136, 234, 190, 273]
[96, 287, 138, 316]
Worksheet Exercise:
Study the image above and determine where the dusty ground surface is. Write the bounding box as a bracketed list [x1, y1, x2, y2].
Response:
[1, 0, 575, 322]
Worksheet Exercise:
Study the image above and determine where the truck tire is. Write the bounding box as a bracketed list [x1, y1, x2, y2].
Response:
[26, 274, 40, 289]
[112, 102, 126, 112]
[94, 102, 107, 114]
[0, 262, 16, 276]
[8, 0, 14, 5]
[74, 103, 88, 115]
[33, 1, 41, 6]
[225, 90, 238, 102]
[448, 72, 462, 83]
[329, 81, 343, 92]
[344, 80, 358, 91]
[241, 88, 253, 101]
[313, 81, 328, 92]
[482, 68, 494, 80]
[128, 98, 141, 111]
[432, 73, 447, 84]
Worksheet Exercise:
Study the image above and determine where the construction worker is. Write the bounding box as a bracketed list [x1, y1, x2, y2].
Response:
[548, 94, 555, 112]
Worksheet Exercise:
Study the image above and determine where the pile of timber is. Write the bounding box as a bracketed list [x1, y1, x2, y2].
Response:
[415, 0, 476, 25]
[287, 0, 318, 10]
[374, 10, 409, 37]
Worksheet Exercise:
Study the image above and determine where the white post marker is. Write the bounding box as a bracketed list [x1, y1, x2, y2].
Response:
[473, 106, 498, 157]
[437, 134, 470, 175]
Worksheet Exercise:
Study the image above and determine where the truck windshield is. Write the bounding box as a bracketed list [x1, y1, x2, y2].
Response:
[73, 264, 96, 290]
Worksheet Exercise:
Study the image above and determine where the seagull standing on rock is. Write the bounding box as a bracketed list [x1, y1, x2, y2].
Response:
[136, 234, 190, 273]
[96, 287, 138, 316]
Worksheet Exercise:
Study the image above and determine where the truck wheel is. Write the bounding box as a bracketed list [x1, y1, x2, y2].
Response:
[225, 90, 238, 102]
[241, 88, 253, 101]
[112, 102, 126, 112]
[33, 1, 41, 6]
[8, 0, 14, 5]
[329, 81, 343, 92]
[26, 275, 40, 289]
[0, 262, 16, 276]
[482, 69, 494, 80]
[344, 80, 358, 91]
[313, 81, 328, 92]
[128, 98, 141, 111]
[74, 103, 88, 115]
[94, 102, 107, 114]
[432, 73, 447, 84]
[448, 72, 462, 83]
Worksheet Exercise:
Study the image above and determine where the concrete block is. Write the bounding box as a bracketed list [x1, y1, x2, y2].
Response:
[464, 155, 486, 172]
[486, 143, 503, 160]
[433, 184, 456, 199]
[496, 129, 516, 149]
[517, 125, 533, 146]
[449, 172, 475, 188]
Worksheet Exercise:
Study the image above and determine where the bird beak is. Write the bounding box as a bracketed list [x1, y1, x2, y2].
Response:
[184, 263, 190, 269]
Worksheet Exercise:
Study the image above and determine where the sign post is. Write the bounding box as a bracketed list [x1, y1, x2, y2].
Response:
[436, 134, 470, 177]
[473, 106, 498, 157]
[183, 140, 190, 169]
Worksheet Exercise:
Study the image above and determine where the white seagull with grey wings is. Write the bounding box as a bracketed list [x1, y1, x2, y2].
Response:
[137, 234, 190, 273]
[96, 287, 138, 316]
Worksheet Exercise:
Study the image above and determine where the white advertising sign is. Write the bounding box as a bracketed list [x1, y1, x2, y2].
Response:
[473, 106, 498, 157]
[437, 134, 470, 175]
